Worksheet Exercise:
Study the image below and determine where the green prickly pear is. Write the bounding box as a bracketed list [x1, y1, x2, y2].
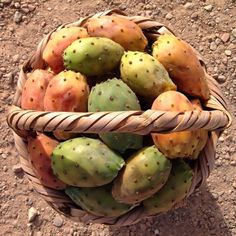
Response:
[120, 51, 176, 98]
[21, 69, 54, 111]
[65, 185, 135, 217]
[51, 137, 125, 187]
[63, 37, 124, 76]
[43, 27, 88, 73]
[112, 146, 172, 204]
[143, 160, 193, 215]
[152, 34, 210, 100]
[85, 15, 148, 51]
[151, 91, 207, 159]
[88, 78, 143, 153]
[28, 134, 66, 190]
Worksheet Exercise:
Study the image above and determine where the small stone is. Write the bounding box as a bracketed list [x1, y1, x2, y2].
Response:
[221, 33, 230, 43]
[3, 166, 8, 172]
[28, 207, 38, 222]
[165, 13, 173, 20]
[154, 229, 160, 235]
[204, 5, 213, 12]
[216, 75, 227, 84]
[210, 42, 217, 51]
[212, 193, 218, 200]
[14, 3, 20, 8]
[232, 29, 236, 38]
[225, 50, 232, 56]
[233, 182, 236, 189]
[184, 2, 194, 10]
[13, 54, 20, 63]
[28, 5, 36, 11]
[191, 12, 198, 20]
[12, 164, 23, 174]
[53, 216, 63, 227]
[13, 11, 22, 23]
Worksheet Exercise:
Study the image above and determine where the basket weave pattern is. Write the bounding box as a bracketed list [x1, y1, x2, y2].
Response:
[7, 9, 232, 226]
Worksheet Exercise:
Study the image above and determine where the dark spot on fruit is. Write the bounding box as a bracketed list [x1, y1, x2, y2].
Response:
[73, 49, 76, 53]
[168, 53, 171, 56]
[75, 163, 79, 168]
[64, 52, 67, 56]
[146, 69, 149, 73]
[126, 105, 130, 109]
[125, 54, 128, 58]
[121, 29, 124, 32]
[91, 42, 95, 45]
[98, 91, 102, 95]
[76, 77, 79, 80]
[135, 74, 138, 78]
[109, 96, 114, 101]
[100, 25, 104, 29]
[128, 90, 131, 94]
[64, 78, 67, 82]
[171, 199, 175, 203]
[62, 35, 66, 38]
[89, 156, 93, 160]
[78, 40, 82, 43]
[129, 61, 132, 65]
[144, 163, 148, 167]
[184, 179, 187, 183]
[152, 59, 155, 62]
[49, 85, 52, 88]
[61, 155, 64, 159]
[134, 179, 138, 184]
[52, 100, 55, 103]
[167, 41, 170, 44]
[30, 98, 34, 102]
[112, 19, 115, 22]
[139, 58, 143, 62]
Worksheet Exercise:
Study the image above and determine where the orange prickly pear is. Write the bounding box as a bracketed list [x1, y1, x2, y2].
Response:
[151, 91, 203, 159]
[152, 34, 210, 100]
[43, 27, 88, 73]
[44, 70, 90, 140]
[21, 69, 54, 111]
[190, 99, 208, 159]
[28, 134, 66, 189]
[85, 15, 148, 51]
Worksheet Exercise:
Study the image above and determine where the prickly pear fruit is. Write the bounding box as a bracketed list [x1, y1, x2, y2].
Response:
[43, 27, 88, 73]
[52, 137, 125, 187]
[112, 146, 171, 204]
[63, 37, 124, 76]
[66, 185, 135, 217]
[143, 160, 193, 215]
[151, 91, 202, 159]
[120, 51, 176, 98]
[88, 78, 143, 153]
[28, 134, 66, 189]
[44, 70, 89, 112]
[85, 15, 148, 51]
[190, 99, 208, 159]
[21, 69, 54, 110]
[152, 34, 210, 100]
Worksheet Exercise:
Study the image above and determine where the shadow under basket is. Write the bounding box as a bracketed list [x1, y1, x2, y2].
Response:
[7, 9, 232, 226]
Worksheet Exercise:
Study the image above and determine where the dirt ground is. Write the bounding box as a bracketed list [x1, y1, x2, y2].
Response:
[0, 0, 235, 235]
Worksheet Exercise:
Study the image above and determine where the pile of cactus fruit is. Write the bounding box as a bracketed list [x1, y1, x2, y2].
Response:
[22, 15, 211, 217]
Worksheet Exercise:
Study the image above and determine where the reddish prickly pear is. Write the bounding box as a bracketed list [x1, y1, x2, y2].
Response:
[28, 134, 66, 189]
[21, 69, 54, 111]
[44, 70, 90, 140]
[152, 34, 210, 100]
[85, 15, 148, 51]
[43, 27, 88, 73]
[44, 70, 89, 112]
[151, 91, 203, 159]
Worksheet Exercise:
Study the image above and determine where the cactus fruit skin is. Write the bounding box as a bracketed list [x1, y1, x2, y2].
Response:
[51, 137, 125, 187]
[43, 27, 88, 73]
[44, 70, 89, 112]
[143, 160, 193, 215]
[190, 99, 208, 159]
[151, 91, 203, 159]
[152, 34, 210, 100]
[63, 37, 124, 76]
[21, 69, 54, 110]
[112, 146, 172, 204]
[65, 185, 135, 217]
[120, 51, 177, 98]
[28, 134, 66, 190]
[88, 78, 143, 153]
[85, 16, 148, 51]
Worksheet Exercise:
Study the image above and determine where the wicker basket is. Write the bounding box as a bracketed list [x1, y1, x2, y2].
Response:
[7, 9, 232, 226]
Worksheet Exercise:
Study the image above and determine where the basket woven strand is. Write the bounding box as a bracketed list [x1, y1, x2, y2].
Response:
[7, 9, 232, 226]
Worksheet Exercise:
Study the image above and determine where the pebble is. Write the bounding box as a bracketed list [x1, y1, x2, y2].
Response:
[165, 13, 173, 20]
[191, 12, 198, 20]
[225, 50, 232, 56]
[12, 164, 23, 174]
[184, 2, 194, 10]
[221, 33, 230, 43]
[53, 216, 63, 227]
[28, 207, 38, 222]
[12, 54, 20, 63]
[204, 5, 213, 12]
[154, 229, 160, 235]
[13, 11, 23, 23]
[217, 75, 227, 84]
[233, 182, 236, 189]
[3, 166, 8, 172]
[210, 42, 217, 51]
[232, 29, 236, 38]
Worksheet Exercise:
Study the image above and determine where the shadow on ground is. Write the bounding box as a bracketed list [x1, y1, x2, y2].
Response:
[109, 184, 232, 236]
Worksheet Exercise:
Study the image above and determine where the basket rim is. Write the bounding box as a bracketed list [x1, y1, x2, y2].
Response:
[7, 8, 232, 226]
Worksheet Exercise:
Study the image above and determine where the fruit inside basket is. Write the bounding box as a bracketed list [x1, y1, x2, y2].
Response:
[7, 10, 231, 226]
